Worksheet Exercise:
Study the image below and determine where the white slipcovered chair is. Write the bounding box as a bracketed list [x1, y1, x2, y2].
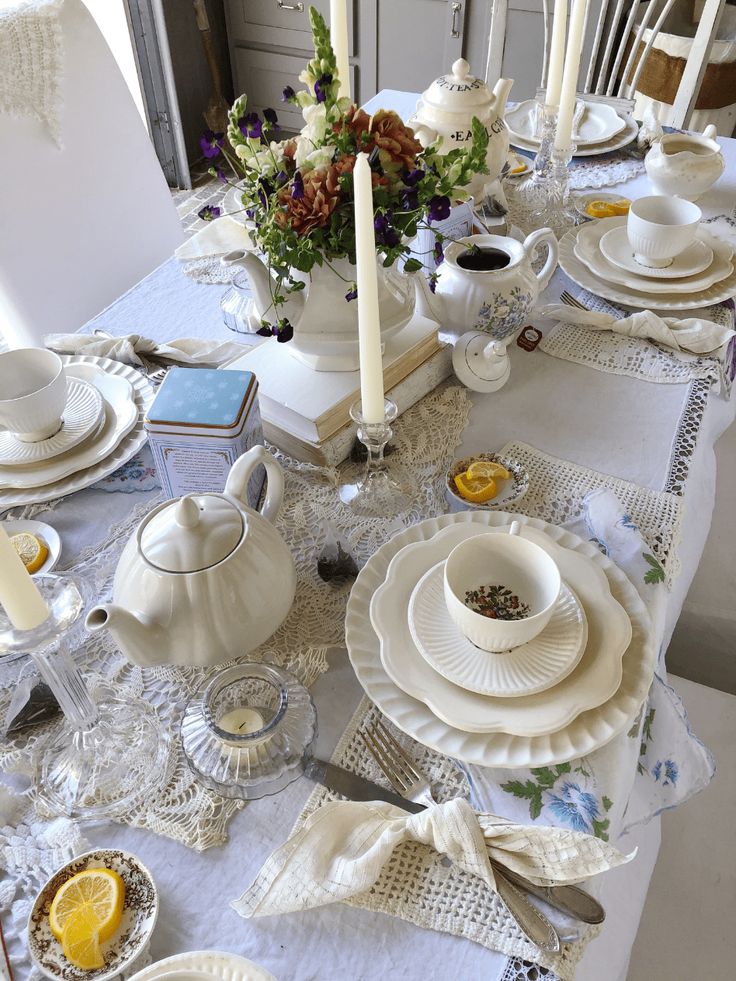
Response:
[0, 0, 182, 349]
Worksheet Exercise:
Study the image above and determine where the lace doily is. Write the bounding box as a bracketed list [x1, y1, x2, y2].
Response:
[0, 0, 63, 145]
[567, 153, 645, 190]
[180, 254, 234, 286]
[500, 441, 682, 584]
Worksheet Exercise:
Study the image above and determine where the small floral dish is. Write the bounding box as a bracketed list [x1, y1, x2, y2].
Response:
[28, 849, 158, 981]
[1, 519, 61, 575]
[573, 191, 631, 221]
[446, 453, 529, 512]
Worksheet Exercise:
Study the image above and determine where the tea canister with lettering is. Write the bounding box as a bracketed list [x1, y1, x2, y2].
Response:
[145, 367, 265, 507]
[410, 59, 514, 199]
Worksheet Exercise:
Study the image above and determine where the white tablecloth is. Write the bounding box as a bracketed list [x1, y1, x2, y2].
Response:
[7, 95, 735, 981]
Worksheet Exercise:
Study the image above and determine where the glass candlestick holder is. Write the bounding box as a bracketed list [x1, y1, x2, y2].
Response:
[513, 101, 558, 212]
[0, 575, 169, 820]
[181, 662, 317, 799]
[529, 142, 584, 239]
[339, 399, 412, 518]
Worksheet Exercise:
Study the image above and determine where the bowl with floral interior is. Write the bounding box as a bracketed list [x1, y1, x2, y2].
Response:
[446, 453, 529, 512]
[28, 849, 158, 981]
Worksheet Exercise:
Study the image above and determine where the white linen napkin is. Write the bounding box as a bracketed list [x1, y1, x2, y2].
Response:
[538, 303, 736, 355]
[174, 215, 252, 261]
[44, 332, 248, 371]
[232, 797, 633, 918]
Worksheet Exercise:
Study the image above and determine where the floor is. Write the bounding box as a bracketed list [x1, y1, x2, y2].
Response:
[627, 675, 736, 980]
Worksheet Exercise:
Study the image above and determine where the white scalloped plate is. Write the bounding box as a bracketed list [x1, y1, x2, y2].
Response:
[347, 511, 654, 767]
[0, 356, 153, 508]
[509, 114, 638, 158]
[370, 524, 629, 736]
[129, 951, 276, 981]
[409, 565, 588, 698]
[506, 98, 626, 146]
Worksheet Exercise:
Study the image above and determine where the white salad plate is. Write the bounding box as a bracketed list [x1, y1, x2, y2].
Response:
[370, 523, 631, 737]
[0, 519, 61, 574]
[506, 99, 626, 147]
[509, 114, 637, 158]
[575, 219, 731, 294]
[600, 222, 716, 279]
[408, 563, 588, 697]
[129, 951, 277, 981]
[347, 511, 654, 768]
[0, 356, 153, 508]
[0, 377, 103, 466]
[559, 228, 736, 311]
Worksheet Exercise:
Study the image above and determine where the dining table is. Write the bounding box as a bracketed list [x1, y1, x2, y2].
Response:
[2, 91, 735, 981]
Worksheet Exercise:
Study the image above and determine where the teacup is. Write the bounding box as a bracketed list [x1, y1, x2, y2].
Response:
[0, 349, 67, 441]
[443, 522, 561, 653]
[626, 196, 701, 269]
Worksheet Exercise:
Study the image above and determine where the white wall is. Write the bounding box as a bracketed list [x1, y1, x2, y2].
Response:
[82, 0, 147, 126]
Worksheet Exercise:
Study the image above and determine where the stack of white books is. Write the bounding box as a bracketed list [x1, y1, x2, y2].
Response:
[225, 315, 451, 465]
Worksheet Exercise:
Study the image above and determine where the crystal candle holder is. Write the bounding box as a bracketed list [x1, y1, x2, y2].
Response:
[529, 142, 584, 239]
[338, 399, 412, 518]
[181, 662, 317, 799]
[0, 575, 169, 820]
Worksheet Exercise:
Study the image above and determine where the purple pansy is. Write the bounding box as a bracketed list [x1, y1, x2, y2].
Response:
[400, 188, 419, 211]
[257, 177, 274, 208]
[403, 168, 424, 187]
[292, 170, 305, 200]
[428, 272, 439, 294]
[428, 195, 451, 223]
[199, 130, 224, 159]
[275, 319, 294, 343]
[374, 212, 400, 248]
[197, 204, 221, 222]
[263, 107, 279, 127]
[546, 781, 600, 833]
[256, 324, 273, 337]
[433, 239, 444, 266]
[239, 112, 263, 139]
[314, 73, 333, 104]
[282, 85, 296, 103]
[345, 286, 358, 302]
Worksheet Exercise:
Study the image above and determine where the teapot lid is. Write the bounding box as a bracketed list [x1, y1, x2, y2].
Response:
[140, 494, 244, 573]
[421, 58, 492, 113]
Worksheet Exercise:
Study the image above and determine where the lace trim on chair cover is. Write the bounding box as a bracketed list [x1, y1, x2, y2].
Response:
[0, 0, 64, 145]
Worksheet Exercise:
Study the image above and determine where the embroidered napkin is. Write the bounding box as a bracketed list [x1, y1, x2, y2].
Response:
[538, 303, 736, 355]
[45, 332, 248, 372]
[232, 797, 633, 918]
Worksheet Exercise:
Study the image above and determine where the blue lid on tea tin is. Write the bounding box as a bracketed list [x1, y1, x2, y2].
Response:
[146, 367, 256, 429]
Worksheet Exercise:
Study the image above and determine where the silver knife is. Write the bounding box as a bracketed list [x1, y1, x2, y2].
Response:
[304, 759, 603, 926]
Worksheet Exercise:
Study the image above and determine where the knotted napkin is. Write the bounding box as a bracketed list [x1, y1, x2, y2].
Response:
[45, 332, 248, 373]
[232, 797, 633, 918]
[538, 303, 735, 355]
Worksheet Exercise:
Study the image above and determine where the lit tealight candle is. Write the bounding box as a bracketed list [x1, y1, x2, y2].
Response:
[0, 524, 50, 630]
[218, 706, 264, 736]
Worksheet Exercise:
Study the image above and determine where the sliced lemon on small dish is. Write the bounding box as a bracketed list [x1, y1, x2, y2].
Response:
[585, 200, 616, 219]
[9, 532, 48, 573]
[61, 906, 105, 970]
[610, 198, 631, 215]
[50, 867, 125, 943]
[466, 460, 511, 481]
[453, 472, 498, 503]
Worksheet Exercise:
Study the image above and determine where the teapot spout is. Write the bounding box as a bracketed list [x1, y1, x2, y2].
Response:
[491, 77, 514, 117]
[221, 249, 277, 320]
[85, 604, 168, 667]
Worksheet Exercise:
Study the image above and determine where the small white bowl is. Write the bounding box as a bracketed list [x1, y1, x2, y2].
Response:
[443, 523, 561, 652]
[1, 518, 61, 575]
[627, 196, 701, 268]
[28, 849, 158, 981]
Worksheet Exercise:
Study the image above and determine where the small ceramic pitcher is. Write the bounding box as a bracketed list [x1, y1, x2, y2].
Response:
[434, 231, 558, 339]
[645, 124, 725, 201]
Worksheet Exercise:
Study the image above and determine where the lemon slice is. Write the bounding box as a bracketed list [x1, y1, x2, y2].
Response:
[50, 867, 125, 943]
[610, 199, 631, 215]
[466, 460, 511, 481]
[9, 532, 48, 573]
[453, 472, 497, 503]
[61, 907, 105, 971]
[586, 200, 616, 218]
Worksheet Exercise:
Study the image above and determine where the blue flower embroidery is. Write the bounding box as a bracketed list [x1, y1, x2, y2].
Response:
[546, 781, 600, 833]
[652, 759, 679, 786]
[618, 513, 638, 531]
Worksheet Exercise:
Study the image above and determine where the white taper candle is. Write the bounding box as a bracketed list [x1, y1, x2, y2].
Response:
[330, 0, 351, 101]
[353, 153, 385, 425]
[545, 0, 568, 108]
[0, 525, 49, 630]
[554, 0, 588, 151]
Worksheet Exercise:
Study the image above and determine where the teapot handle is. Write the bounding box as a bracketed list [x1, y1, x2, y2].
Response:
[225, 445, 284, 524]
[522, 228, 559, 292]
[702, 124, 718, 141]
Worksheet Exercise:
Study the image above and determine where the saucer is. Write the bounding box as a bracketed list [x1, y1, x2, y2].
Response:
[0, 377, 103, 465]
[446, 453, 529, 512]
[0, 519, 61, 574]
[409, 564, 587, 697]
[599, 224, 714, 279]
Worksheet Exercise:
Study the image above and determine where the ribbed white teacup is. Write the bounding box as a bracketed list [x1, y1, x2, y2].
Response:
[0, 348, 67, 442]
[626, 196, 701, 269]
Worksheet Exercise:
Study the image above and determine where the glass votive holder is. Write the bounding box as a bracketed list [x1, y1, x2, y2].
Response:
[181, 662, 317, 799]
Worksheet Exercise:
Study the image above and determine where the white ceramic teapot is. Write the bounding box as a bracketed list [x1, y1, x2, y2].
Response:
[85, 446, 296, 668]
[645, 125, 725, 200]
[433, 230, 558, 340]
[410, 59, 513, 200]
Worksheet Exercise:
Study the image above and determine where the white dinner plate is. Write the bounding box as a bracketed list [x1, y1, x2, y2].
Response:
[509, 115, 638, 158]
[409, 564, 588, 698]
[0, 519, 61, 574]
[0, 377, 103, 466]
[370, 523, 629, 736]
[0, 357, 153, 508]
[506, 99, 626, 147]
[129, 951, 277, 981]
[599, 222, 717, 279]
[347, 511, 654, 767]
[559, 228, 736, 311]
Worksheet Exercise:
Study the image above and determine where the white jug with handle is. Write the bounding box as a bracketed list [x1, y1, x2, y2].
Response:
[645, 124, 725, 200]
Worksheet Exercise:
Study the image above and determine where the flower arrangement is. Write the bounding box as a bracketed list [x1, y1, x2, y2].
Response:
[200, 6, 488, 339]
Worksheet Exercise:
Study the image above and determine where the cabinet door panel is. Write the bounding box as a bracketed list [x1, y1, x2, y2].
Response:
[227, 0, 354, 54]
[376, 0, 463, 92]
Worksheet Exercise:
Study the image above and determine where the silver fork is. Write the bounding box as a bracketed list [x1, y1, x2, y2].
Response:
[360, 720, 562, 952]
[560, 290, 590, 311]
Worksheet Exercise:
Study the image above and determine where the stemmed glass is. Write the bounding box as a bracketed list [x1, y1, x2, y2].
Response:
[0, 575, 169, 820]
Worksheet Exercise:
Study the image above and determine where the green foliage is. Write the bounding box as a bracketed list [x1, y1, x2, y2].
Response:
[643, 553, 665, 584]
